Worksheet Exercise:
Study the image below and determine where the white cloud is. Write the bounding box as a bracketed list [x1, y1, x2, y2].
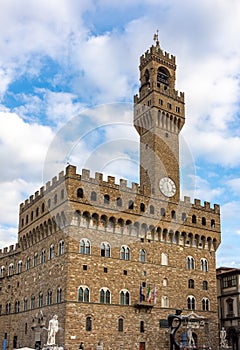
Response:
[0, 225, 18, 249]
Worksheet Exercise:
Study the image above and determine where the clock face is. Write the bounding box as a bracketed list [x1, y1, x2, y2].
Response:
[159, 177, 176, 197]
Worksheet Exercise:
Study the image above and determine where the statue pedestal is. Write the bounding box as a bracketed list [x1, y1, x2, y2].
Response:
[42, 345, 63, 350]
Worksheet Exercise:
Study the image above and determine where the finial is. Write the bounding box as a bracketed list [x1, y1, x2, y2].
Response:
[153, 30, 160, 46]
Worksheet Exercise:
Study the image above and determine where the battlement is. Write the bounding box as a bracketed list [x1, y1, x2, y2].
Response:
[0, 243, 20, 258]
[180, 196, 220, 214]
[140, 44, 176, 68]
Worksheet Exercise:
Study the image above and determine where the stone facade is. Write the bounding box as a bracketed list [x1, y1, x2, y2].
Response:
[0, 38, 221, 350]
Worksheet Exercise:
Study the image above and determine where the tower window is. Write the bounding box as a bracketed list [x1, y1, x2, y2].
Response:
[157, 67, 170, 85]
[167, 103, 172, 110]
[150, 205, 154, 214]
[176, 106, 180, 113]
[77, 188, 84, 198]
[140, 203, 145, 212]
[192, 215, 197, 224]
[128, 200, 134, 210]
[91, 191, 97, 201]
[202, 217, 206, 226]
[116, 197, 122, 207]
[104, 194, 110, 204]
[140, 321, 145, 333]
[118, 318, 124, 332]
[159, 99, 163, 105]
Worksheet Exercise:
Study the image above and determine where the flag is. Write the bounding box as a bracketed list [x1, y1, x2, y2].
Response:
[140, 284, 143, 303]
[147, 286, 152, 303]
[153, 285, 157, 305]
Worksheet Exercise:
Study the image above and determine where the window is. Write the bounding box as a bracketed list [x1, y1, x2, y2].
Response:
[49, 245, 54, 260]
[176, 106, 180, 113]
[6, 303, 11, 314]
[160, 208, 166, 217]
[116, 197, 122, 207]
[91, 191, 97, 201]
[186, 256, 195, 270]
[120, 290, 130, 305]
[161, 296, 169, 307]
[30, 296, 35, 309]
[182, 213, 187, 221]
[31, 211, 34, 221]
[187, 296, 196, 310]
[161, 253, 168, 266]
[101, 242, 110, 257]
[26, 214, 29, 224]
[77, 188, 84, 198]
[80, 239, 91, 254]
[38, 293, 43, 308]
[140, 249, 146, 262]
[41, 203, 45, 213]
[47, 290, 52, 305]
[86, 316, 92, 331]
[104, 194, 110, 204]
[36, 207, 39, 217]
[167, 102, 172, 110]
[58, 240, 64, 255]
[140, 321, 145, 333]
[78, 286, 89, 302]
[202, 298, 209, 311]
[159, 99, 163, 105]
[171, 210, 176, 219]
[192, 215, 197, 224]
[61, 189, 64, 199]
[202, 217, 206, 226]
[202, 281, 208, 290]
[15, 301, 20, 313]
[140, 203, 145, 212]
[54, 194, 57, 204]
[23, 298, 28, 311]
[100, 288, 110, 304]
[57, 288, 62, 303]
[188, 279, 194, 289]
[0, 266, 5, 278]
[17, 261, 23, 273]
[128, 200, 134, 210]
[33, 253, 38, 267]
[223, 275, 237, 288]
[40, 249, 46, 264]
[226, 298, 234, 316]
[120, 246, 130, 260]
[211, 219, 215, 228]
[0, 305, 2, 316]
[118, 318, 124, 332]
[163, 278, 168, 287]
[26, 257, 30, 270]
[200, 258, 208, 272]
[150, 205, 154, 214]
[8, 263, 14, 276]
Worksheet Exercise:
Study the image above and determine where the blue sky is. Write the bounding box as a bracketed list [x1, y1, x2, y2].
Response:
[0, 0, 240, 267]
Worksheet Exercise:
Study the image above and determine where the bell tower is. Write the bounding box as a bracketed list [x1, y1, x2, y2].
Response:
[134, 34, 185, 202]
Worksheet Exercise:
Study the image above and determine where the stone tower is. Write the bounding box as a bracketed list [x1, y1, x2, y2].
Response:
[134, 34, 185, 202]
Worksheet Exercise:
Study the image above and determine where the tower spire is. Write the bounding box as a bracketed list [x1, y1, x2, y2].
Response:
[153, 30, 160, 46]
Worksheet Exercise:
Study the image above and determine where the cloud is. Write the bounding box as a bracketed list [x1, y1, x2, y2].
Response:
[226, 178, 240, 195]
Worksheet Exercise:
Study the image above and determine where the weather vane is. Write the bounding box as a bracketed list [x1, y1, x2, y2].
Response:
[153, 30, 159, 43]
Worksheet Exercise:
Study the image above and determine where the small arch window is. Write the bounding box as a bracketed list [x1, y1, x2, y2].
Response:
[6, 303, 11, 314]
[188, 279, 194, 289]
[58, 240, 64, 255]
[163, 278, 168, 287]
[160, 208, 166, 217]
[202, 281, 208, 290]
[157, 67, 170, 85]
[26, 257, 31, 270]
[192, 215, 196, 224]
[140, 320, 145, 333]
[77, 188, 84, 198]
[171, 210, 176, 219]
[41, 203, 45, 213]
[47, 290, 52, 305]
[120, 290, 130, 305]
[8, 263, 14, 276]
[202, 217, 206, 226]
[140, 203, 145, 212]
[33, 253, 38, 267]
[57, 287, 62, 303]
[78, 286, 90, 302]
[61, 189, 64, 199]
[49, 244, 54, 260]
[182, 213, 187, 221]
[36, 207, 39, 217]
[54, 194, 57, 204]
[15, 301, 20, 313]
[140, 249, 146, 263]
[17, 261, 23, 273]
[128, 200, 134, 210]
[86, 316, 92, 331]
[100, 288, 111, 304]
[40, 249, 46, 264]
[150, 205, 154, 214]
[120, 246, 130, 260]
[211, 219, 215, 228]
[104, 194, 110, 204]
[118, 318, 124, 332]
[30, 295, 35, 309]
[23, 298, 28, 311]
[91, 191, 97, 201]
[38, 293, 43, 308]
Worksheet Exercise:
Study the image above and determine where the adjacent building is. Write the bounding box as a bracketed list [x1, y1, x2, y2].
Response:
[0, 37, 221, 350]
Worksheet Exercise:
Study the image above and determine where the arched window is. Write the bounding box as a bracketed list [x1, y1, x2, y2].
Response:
[99, 288, 111, 304]
[15, 301, 20, 313]
[38, 293, 43, 308]
[128, 200, 134, 210]
[77, 188, 84, 198]
[116, 197, 122, 207]
[211, 219, 215, 228]
[36, 207, 39, 217]
[202, 298, 210, 311]
[54, 194, 57, 204]
[202, 217, 206, 226]
[120, 290, 130, 305]
[0, 265, 5, 278]
[23, 298, 28, 311]
[140, 203, 145, 212]
[61, 189, 64, 199]
[161, 296, 169, 307]
[47, 290, 52, 305]
[104, 194, 110, 204]
[182, 213, 187, 221]
[163, 278, 168, 287]
[30, 295, 35, 309]
[40, 249, 46, 264]
[17, 261, 23, 273]
[26, 257, 30, 270]
[33, 253, 38, 267]
[140, 320, 145, 333]
[200, 258, 208, 272]
[57, 288, 62, 303]
[41, 203, 45, 213]
[186, 256, 195, 270]
[187, 296, 196, 310]
[120, 246, 130, 260]
[192, 215, 197, 224]
[80, 239, 91, 254]
[202, 281, 208, 290]
[8, 263, 14, 276]
[101, 242, 110, 257]
[6, 303, 11, 314]
[150, 205, 155, 214]
[157, 67, 170, 85]
[160, 208, 166, 217]
[78, 286, 90, 302]
[49, 244, 54, 260]
[161, 253, 168, 266]
[86, 316, 92, 331]
[91, 191, 97, 201]
[171, 210, 176, 219]
[58, 240, 64, 255]
[118, 318, 124, 332]
[140, 249, 146, 262]
[188, 279, 194, 289]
